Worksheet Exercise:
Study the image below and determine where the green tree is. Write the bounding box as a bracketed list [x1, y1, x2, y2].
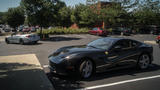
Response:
[21, 0, 55, 27]
[71, 4, 99, 27]
[58, 6, 72, 27]
[71, 4, 87, 25]
[51, 0, 66, 26]
[21, 0, 66, 36]
[132, 0, 160, 26]
[0, 12, 6, 24]
[79, 6, 99, 27]
[6, 7, 25, 31]
[86, 0, 139, 28]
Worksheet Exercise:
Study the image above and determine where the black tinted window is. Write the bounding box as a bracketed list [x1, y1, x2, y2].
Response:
[131, 40, 139, 47]
[114, 40, 130, 49]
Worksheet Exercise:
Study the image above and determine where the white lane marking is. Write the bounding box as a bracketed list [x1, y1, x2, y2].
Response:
[43, 65, 49, 68]
[81, 75, 160, 90]
[144, 41, 157, 45]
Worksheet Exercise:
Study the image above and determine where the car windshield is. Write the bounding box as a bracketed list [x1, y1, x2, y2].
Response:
[93, 28, 98, 30]
[87, 38, 114, 50]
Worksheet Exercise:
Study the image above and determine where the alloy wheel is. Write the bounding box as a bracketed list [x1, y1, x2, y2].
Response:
[139, 54, 150, 69]
[81, 60, 93, 78]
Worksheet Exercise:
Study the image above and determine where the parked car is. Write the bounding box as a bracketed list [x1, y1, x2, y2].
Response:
[11, 28, 17, 32]
[89, 27, 108, 36]
[112, 27, 122, 35]
[112, 27, 132, 35]
[18, 26, 24, 32]
[30, 27, 36, 32]
[123, 28, 132, 36]
[49, 37, 153, 79]
[5, 34, 40, 44]
[4, 28, 11, 32]
[156, 35, 160, 47]
[22, 26, 30, 32]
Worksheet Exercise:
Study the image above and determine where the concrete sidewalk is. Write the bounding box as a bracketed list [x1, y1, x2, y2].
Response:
[0, 36, 5, 42]
[0, 54, 54, 90]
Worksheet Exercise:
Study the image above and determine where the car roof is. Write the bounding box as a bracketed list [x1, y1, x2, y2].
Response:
[102, 37, 142, 44]
[102, 37, 124, 41]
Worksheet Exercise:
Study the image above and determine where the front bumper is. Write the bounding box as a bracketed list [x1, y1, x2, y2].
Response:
[49, 59, 75, 75]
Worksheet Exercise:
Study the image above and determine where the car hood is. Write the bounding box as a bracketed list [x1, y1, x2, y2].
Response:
[50, 45, 103, 57]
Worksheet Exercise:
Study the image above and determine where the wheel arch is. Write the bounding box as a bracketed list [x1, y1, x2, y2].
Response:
[79, 57, 96, 73]
[139, 51, 152, 64]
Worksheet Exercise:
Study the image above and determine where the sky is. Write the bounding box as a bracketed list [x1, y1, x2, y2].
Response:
[0, 0, 86, 12]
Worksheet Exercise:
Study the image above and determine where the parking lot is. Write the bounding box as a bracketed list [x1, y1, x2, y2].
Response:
[0, 34, 160, 90]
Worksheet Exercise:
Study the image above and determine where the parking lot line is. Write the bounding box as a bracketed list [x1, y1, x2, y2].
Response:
[43, 65, 49, 68]
[0, 54, 41, 66]
[81, 75, 160, 90]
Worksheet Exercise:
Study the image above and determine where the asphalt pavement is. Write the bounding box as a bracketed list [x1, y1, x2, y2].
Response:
[0, 54, 54, 90]
[0, 34, 160, 90]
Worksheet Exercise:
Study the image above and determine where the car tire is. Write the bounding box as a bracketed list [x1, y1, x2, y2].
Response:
[34, 41, 38, 44]
[78, 59, 93, 79]
[158, 42, 160, 48]
[137, 54, 151, 69]
[20, 39, 24, 45]
[5, 38, 10, 44]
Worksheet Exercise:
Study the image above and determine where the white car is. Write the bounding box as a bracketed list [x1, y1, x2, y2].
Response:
[5, 34, 40, 44]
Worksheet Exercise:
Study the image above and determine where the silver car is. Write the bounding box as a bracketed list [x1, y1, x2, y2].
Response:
[5, 34, 40, 44]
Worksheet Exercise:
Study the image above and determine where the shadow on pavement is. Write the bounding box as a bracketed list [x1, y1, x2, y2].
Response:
[48, 63, 160, 90]
[84, 64, 160, 81]
[4, 42, 43, 45]
[0, 63, 54, 90]
[47, 73, 84, 90]
[42, 36, 81, 42]
[23, 42, 43, 45]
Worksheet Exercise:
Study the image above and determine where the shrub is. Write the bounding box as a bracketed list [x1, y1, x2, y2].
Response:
[37, 27, 89, 35]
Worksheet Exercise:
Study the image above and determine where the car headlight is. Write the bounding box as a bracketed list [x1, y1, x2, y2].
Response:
[65, 53, 79, 59]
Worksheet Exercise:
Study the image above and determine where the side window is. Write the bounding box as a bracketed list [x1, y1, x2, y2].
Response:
[113, 40, 130, 50]
[93, 28, 98, 30]
[131, 40, 139, 47]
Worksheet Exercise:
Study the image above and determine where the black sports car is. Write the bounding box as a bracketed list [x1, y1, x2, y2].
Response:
[49, 37, 153, 79]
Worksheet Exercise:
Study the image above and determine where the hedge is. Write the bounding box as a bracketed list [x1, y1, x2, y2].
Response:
[37, 27, 89, 35]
